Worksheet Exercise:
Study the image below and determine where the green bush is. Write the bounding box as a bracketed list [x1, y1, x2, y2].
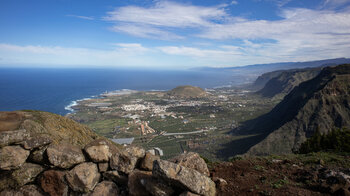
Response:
[298, 128, 350, 154]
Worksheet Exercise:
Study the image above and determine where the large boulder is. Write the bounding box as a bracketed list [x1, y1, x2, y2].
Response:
[153, 160, 216, 196]
[140, 152, 160, 171]
[84, 139, 112, 163]
[128, 170, 152, 196]
[10, 163, 45, 187]
[102, 171, 128, 186]
[89, 181, 119, 196]
[0, 129, 30, 147]
[179, 191, 200, 196]
[140, 178, 174, 196]
[46, 144, 85, 169]
[98, 163, 109, 172]
[20, 136, 51, 150]
[19, 184, 46, 196]
[169, 152, 209, 176]
[40, 170, 68, 196]
[0, 186, 45, 196]
[110, 146, 145, 174]
[65, 162, 100, 193]
[28, 146, 49, 164]
[0, 146, 29, 170]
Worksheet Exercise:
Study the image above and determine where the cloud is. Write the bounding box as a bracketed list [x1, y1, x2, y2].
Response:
[231, 1, 238, 5]
[104, 1, 228, 39]
[2, 1, 350, 68]
[66, 14, 94, 20]
[157, 46, 242, 58]
[321, 0, 350, 9]
[103, 1, 350, 63]
[0, 43, 159, 67]
[110, 24, 184, 40]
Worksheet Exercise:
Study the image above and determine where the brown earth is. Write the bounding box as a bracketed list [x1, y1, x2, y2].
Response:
[210, 155, 350, 196]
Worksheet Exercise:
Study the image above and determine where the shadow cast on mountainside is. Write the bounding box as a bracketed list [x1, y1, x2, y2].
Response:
[216, 134, 268, 159]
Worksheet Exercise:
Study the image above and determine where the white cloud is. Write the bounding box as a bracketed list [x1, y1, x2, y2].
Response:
[157, 46, 242, 58]
[104, 1, 227, 27]
[104, 1, 228, 40]
[231, 1, 238, 5]
[321, 0, 350, 9]
[0, 43, 159, 67]
[2, 1, 350, 68]
[66, 14, 94, 20]
[110, 24, 184, 40]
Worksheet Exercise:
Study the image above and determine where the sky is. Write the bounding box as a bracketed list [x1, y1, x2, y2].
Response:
[0, 0, 350, 69]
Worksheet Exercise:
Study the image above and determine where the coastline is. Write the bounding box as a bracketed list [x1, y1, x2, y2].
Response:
[63, 82, 241, 115]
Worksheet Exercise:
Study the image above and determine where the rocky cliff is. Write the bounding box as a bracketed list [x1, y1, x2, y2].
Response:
[257, 67, 321, 98]
[236, 64, 350, 155]
[0, 111, 217, 196]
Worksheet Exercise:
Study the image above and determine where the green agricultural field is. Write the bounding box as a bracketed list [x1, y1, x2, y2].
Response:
[68, 88, 281, 160]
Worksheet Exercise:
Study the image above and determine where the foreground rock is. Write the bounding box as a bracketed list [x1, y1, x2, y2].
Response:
[128, 170, 153, 196]
[66, 162, 100, 193]
[141, 177, 175, 196]
[89, 181, 119, 196]
[84, 139, 112, 163]
[0, 111, 217, 196]
[110, 146, 145, 174]
[102, 171, 128, 186]
[0, 145, 29, 170]
[46, 144, 85, 169]
[169, 152, 210, 176]
[140, 152, 160, 171]
[0, 129, 30, 147]
[10, 163, 45, 187]
[21, 136, 51, 150]
[153, 160, 216, 196]
[40, 170, 68, 196]
[0, 185, 45, 196]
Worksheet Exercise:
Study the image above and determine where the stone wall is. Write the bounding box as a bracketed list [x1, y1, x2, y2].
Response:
[0, 129, 216, 196]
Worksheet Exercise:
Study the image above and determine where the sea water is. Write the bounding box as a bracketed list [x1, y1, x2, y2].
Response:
[0, 67, 247, 115]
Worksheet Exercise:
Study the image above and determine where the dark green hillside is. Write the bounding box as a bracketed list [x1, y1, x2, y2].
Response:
[232, 64, 350, 156]
[298, 128, 350, 154]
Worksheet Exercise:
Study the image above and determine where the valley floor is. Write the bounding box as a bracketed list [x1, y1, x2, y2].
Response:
[67, 87, 280, 160]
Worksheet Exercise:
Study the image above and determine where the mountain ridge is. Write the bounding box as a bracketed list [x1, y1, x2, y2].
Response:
[233, 64, 350, 155]
[256, 67, 322, 98]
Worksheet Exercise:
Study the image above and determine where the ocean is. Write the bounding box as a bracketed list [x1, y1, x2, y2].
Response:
[0, 68, 248, 115]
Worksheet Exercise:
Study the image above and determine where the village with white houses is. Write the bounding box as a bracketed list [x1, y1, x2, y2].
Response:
[68, 86, 279, 160]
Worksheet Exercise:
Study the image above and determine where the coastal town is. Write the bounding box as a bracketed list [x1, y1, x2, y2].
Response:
[68, 86, 280, 160]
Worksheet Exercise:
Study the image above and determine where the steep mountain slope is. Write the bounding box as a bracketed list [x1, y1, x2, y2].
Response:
[167, 85, 208, 98]
[251, 70, 286, 90]
[257, 67, 322, 97]
[235, 64, 350, 155]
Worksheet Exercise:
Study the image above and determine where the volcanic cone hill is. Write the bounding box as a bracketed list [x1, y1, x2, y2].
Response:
[167, 85, 208, 98]
[234, 64, 350, 156]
